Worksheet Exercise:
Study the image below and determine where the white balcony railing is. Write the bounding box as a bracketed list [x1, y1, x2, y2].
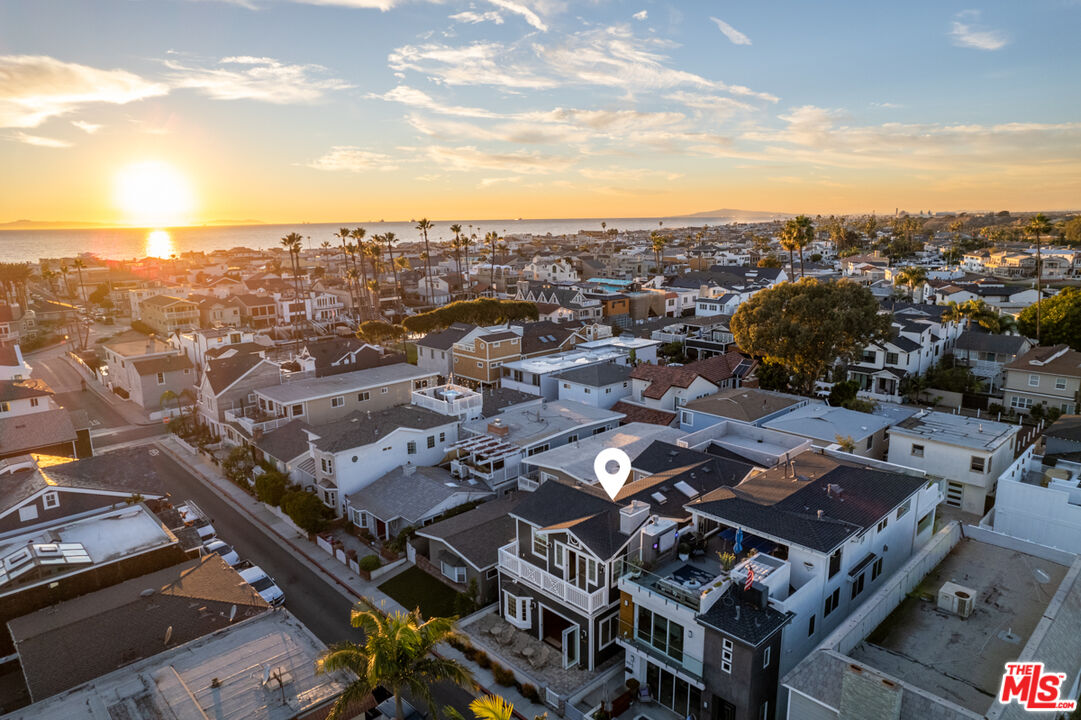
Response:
[223, 407, 292, 436]
[498, 542, 608, 614]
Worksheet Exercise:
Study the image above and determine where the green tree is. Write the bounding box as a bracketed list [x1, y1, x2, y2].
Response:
[417, 218, 435, 304]
[351, 228, 371, 319]
[730, 279, 892, 394]
[893, 266, 928, 299]
[280, 488, 330, 533]
[1026, 213, 1052, 343]
[1017, 287, 1081, 350]
[650, 232, 668, 274]
[942, 299, 1011, 333]
[221, 445, 255, 488]
[255, 468, 289, 507]
[1062, 216, 1081, 247]
[757, 254, 783, 269]
[316, 598, 473, 720]
[446, 695, 548, 720]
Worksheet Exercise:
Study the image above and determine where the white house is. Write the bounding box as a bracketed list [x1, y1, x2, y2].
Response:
[553, 363, 632, 409]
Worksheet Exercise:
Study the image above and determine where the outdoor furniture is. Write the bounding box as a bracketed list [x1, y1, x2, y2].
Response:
[638, 685, 653, 704]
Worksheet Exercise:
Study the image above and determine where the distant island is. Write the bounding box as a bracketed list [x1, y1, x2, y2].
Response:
[678, 208, 792, 220]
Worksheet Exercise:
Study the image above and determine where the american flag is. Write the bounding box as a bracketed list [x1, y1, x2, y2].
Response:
[744, 564, 754, 591]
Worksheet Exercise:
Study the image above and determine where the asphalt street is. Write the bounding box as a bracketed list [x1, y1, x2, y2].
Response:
[149, 447, 477, 715]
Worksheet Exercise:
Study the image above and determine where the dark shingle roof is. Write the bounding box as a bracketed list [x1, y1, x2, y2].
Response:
[255, 419, 312, 462]
[205, 354, 266, 394]
[631, 351, 753, 399]
[512, 481, 627, 559]
[308, 406, 455, 453]
[698, 586, 792, 646]
[0, 378, 52, 402]
[1045, 415, 1081, 443]
[417, 494, 522, 570]
[610, 401, 676, 426]
[416, 323, 476, 351]
[552, 363, 631, 388]
[481, 386, 538, 417]
[955, 330, 1029, 355]
[131, 354, 194, 376]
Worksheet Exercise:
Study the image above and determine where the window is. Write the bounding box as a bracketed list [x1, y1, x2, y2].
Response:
[584, 388, 591, 394]
[828, 548, 843, 579]
[680, 410, 691, 424]
[851, 573, 865, 599]
[877, 517, 888, 533]
[637, 606, 685, 664]
[897, 499, 911, 519]
[910, 444, 924, 458]
[563, 383, 570, 389]
[866, 435, 873, 450]
[1056, 378, 1068, 390]
[477, 361, 483, 368]
[886, 352, 899, 365]
[156, 372, 165, 384]
[862, 350, 876, 363]
[720, 637, 733, 674]
[824, 587, 841, 617]
[320, 457, 334, 474]
[486, 567, 498, 580]
[42, 492, 59, 510]
[424, 435, 435, 449]
[440, 561, 466, 584]
[18, 505, 38, 522]
[380, 387, 389, 394]
[870, 557, 885, 581]
[357, 391, 370, 402]
[30, 397, 39, 408]
[970, 456, 986, 473]
[763, 646, 771, 668]
[291, 404, 303, 416]
[0, 401, 8, 413]
[531, 526, 548, 556]
[1010, 395, 1033, 410]
[1029, 374, 1040, 387]
[526, 443, 550, 456]
[503, 592, 531, 627]
[599, 614, 619, 649]
[331, 396, 344, 408]
[439, 431, 446, 443]
[808, 614, 816, 637]
[407, 441, 417, 455]
[566, 434, 578, 443]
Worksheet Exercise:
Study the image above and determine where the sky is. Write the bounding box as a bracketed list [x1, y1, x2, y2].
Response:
[1, 0, 1079, 225]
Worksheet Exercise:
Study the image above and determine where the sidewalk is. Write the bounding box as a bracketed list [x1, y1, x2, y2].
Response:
[156, 436, 407, 612]
[62, 354, 160, 426]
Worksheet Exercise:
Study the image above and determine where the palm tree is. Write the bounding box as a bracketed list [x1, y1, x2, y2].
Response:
[464, 232, 476, 288]
[449, 223, 464, 298]
[351, 228, 370, 319]
[280, 233, 305, 323]
[650, 232, 668, 274]
[485, 231, 499, 296]
[72, 258, 87, 304]
[416, 218, 435, 304]
[445, 694, 548, 720]
[320, 240, 332, 257]
[1027, 212, 1052, 343]
[160, 389, 179, 418]
[383, 232, 403, 316]
[316, 599, 473, 720]
[362, 239, 381, 317]
[893, 266, 928, 299]
[779, 220, 800, 280]
[793, 214, 814, 278]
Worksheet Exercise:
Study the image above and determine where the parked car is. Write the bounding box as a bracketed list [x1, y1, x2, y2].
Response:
[176, 502, 215, 541]
[203, 539, 239, 566]
[238, 564, 285, 606]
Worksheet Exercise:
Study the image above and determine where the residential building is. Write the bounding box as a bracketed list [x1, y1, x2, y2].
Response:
[138, 294, 199, 334]
[127, 286, 180, 320]
[196, 295, 243, 327]
[522, 422, 685, 485]
[628, 351, 757, 412]
[4, 610, 349, 720]
[553, 363, 632, 409]
[411, 494, 521, 605]
[253, 363, 438, 426]
[514, 283, 603, 321]
[762, 404, 893, 459]
[1002, 345, 1081, 415]
[886, 409, 1019, 515]
[576, 334, 659, 364]
[174, 327, 259, 370]
[412, 383, 485, 421]
[227, 293, 277, 328]
[523, 256, 578, 283]
[953, 330, 1032, 393]
[198, 353, 281, 441]
[452, 327, 523, 387]
[102, 331, 193, 410]
[305, 405, 458, 516]
[415, 323, 476, 380]
[0, 343, 32, 381]
[678, 388, 809, 432]
[783, 524, 1081, 720]
[451, 400, 623, 490]
[346, 464, 490, 542]
[502, 348, 630, 400]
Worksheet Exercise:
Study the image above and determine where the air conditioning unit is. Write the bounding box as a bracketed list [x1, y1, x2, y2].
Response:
[938, 582, 976, 618]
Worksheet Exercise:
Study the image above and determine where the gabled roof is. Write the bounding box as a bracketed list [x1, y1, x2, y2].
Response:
[955, 330, 1029, 355]
[254, 419, 312, 463]
[0, 378, 52, 402]
[130, 353, 194, 376]
[552, 362, 631, 387]
[512, 480, 627, 559]
[204, 353, 269, 394]
[346, 465, 489, 525]
[139, 294, 194, 308]
[1004, 345, 1081, 376]
[307, 406, 455, 453]
[631, 351, 754, 399]
[610, 401, 676, 426]
[1044, 415, 1081, 444]
[416, 323, 476, 350]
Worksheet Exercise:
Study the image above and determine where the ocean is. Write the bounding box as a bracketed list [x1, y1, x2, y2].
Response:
[0, 216, 740, 263]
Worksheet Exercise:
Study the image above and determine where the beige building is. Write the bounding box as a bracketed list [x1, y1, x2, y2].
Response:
[1002, 345, 1081, 415]
[452, 329, 522, 386]
[139, 295, 199, 334]
[253, 363, 437, 425]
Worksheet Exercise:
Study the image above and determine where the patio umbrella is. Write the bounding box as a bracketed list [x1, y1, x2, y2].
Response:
[734, 527, 744, 554]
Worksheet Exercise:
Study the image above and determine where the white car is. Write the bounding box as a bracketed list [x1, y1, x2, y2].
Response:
[203, 539, 240, 567]
[238, 565, 285, 606]
[176, 502, 216, 541]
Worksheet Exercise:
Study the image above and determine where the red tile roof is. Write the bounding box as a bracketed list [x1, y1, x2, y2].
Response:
[611, 401, 676, 427]
[630, 351, 752, 399]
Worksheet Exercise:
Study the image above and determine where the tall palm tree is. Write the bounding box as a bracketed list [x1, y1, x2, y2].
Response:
[1027, 212, 1052, 344]
[350, 228, 369, 319]
[779, 220, 800, 280]
[72, 258, 87, 303]
[383, 232, 403, 315]
[334, 226, 351, 273]
[320, 240, 332, 257]
[449, 223, 464, 298]
[893, 266, 928, 299]
[316, 599, 472, 720]
[464, 232, 476, 288]
[485, 231, 499, 296]
[280, 233, 305, 323]
[793, 214, 814, 278]
[416, 218, 435, 304]
[650, 232, 668, 274]
[362, 239, 381, 317]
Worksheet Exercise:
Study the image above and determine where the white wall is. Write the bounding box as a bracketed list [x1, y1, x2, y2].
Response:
[887, 432, 1015, 515]
[557, 380, 630, 409]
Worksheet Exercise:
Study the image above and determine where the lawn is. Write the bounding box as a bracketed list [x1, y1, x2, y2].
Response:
[378, 566, 458, 618]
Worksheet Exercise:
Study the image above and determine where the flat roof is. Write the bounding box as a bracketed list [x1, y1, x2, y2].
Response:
[256, 363, 432, 403]
[762, 403, 891, 442]
[461, 400, 623, 449]
[502, 348, 625, 375]
[523, 422, 684, 482]
[848, 537, 1068, 715]
[3, 611, 347, 720]
[891, 410, 1018, 451]
[577, 336, 661, 350]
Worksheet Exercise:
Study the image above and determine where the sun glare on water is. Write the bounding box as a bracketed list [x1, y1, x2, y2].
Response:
[114, 161, 195, 228]
[145, 230, 176, 259]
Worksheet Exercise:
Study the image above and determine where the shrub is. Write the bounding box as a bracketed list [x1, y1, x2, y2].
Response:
[448, 634, 472, 653]
[221, 446, 255, 489]
[454, 591, 477, 617]
[491, 664, 516, 687]
[473, 650, 490, 668]
[254, 468, 289, 507]
[625, 678, 640, 693]
[358, 554, 381, 572]
[280, 489, 331, 534]
[521, 683, 540, 702]
[130, 319, 154, 335]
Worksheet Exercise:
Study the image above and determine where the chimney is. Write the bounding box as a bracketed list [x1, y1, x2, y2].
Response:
[488, 418, 509, 437]
[402, 463, 416, 476]
[619, 500, 650, 535]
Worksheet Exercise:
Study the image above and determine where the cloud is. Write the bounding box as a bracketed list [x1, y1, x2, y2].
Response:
[0, 54, 167, 129]
[479, 175, 522, 187]
[632, 10, 647, 21]
[666, 91, 755, 116]
[291, 0, 397, 8]
[372, 85, 500, 118]
[486, 0, 547, 31]
[71, 120, 102, 133]
[949, 10, 1008, 50]
[166, 55, 351, 103]
[423, 144, 573, 173]
[450, 10, 504, 24]
[307, 146, 397, 172]
[389, 41, 558, 89]
[709, 17, 751, 46]
[8, 131, 73, 148]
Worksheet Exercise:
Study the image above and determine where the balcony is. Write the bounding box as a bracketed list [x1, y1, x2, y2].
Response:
[616, 543, 730, 615]
[412, 384, 483, 420]
[498, 542, 608, 614]
[224, 406, 292, 436]
[615, 619, 704, 683]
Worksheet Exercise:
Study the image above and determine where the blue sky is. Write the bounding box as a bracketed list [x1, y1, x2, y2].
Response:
[1, 0, 1079, 223]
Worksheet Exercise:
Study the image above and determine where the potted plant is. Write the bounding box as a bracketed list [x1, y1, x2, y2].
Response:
[677, 542, 691, 561]
[718, 551, 736, 572]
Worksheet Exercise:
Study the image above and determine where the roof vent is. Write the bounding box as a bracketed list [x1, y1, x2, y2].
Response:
[817, 509, 824, 519]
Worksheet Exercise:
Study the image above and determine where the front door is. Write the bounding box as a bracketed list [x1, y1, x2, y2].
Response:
[562, 625, 579, 668]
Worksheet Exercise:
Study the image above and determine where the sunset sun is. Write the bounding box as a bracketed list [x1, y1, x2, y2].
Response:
[114, 161, 195, 227]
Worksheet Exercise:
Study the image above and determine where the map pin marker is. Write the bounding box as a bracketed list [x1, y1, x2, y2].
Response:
[594, 448, 631, 500]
